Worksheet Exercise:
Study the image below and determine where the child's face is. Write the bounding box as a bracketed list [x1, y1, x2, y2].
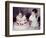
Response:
[32, 11, 38, 16]
[18, 13, 22, 18]
[32, 11, 34, 14]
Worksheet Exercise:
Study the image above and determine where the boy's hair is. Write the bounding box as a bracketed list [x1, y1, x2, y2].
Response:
[32, 9, 38, 13]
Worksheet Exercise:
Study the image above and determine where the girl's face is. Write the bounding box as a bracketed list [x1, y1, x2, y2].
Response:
[32, 12, 34, 14]
[18, 13, 22, 18]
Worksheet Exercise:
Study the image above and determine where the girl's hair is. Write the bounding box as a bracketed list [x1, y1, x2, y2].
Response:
[32, 9, 38, 13]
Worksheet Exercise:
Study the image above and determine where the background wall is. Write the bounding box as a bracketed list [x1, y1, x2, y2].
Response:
[0, 0, 46, 38]
[13, 7, 40, 17]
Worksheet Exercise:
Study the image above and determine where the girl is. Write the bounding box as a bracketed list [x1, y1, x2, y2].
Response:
[29, 9, 39, 30]
[13, 12, 29, 30]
